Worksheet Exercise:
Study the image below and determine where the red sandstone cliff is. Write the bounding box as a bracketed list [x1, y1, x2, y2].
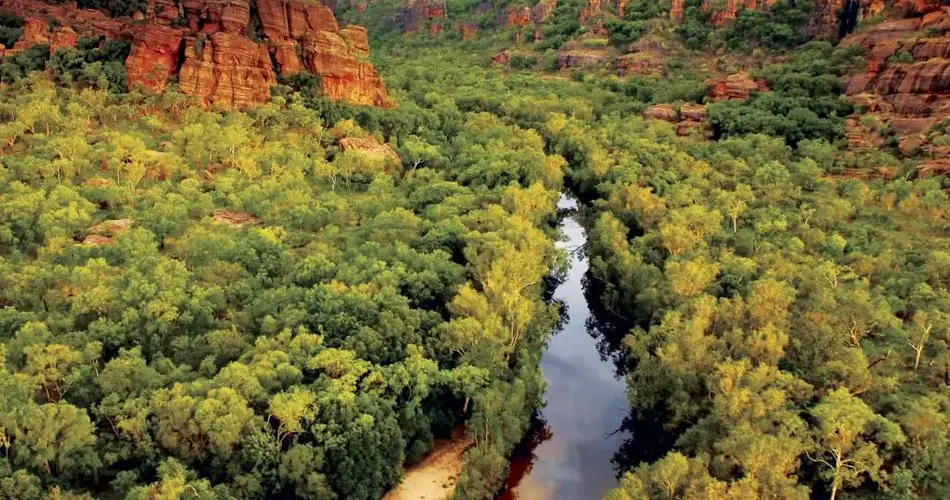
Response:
[178, 33, 276, 108]
[838, 2, 950, 160]
[0, 0, 391, 109]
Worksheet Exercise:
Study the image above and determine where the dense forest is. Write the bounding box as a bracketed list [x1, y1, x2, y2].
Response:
[1, 0, 950, 499]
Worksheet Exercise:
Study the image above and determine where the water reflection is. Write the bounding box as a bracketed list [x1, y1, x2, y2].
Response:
[498, 197, 629, 499]
[498, 198, 678, 499]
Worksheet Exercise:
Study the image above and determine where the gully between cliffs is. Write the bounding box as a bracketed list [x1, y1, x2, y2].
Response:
[498, 196, 629, 500]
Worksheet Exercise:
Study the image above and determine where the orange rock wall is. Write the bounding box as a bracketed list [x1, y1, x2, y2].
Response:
[0, 0, 391, 109]
[178, 32, 276, 107]
[125, 24, 184, 93]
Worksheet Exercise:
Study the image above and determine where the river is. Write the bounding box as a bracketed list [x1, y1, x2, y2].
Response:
[499, 196, 630, 500]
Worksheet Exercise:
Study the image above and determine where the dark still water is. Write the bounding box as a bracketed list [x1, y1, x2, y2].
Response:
[499, 196, 629, 500]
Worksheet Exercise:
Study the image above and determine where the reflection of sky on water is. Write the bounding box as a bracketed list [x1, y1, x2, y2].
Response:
[504, 196, 629, 500]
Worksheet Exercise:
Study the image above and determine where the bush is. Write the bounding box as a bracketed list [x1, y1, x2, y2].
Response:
[605, 20, 647, 47]
[76, 0, 147, 17]
[705, 41, 854, 145]
[0, 44, 50, 83]
[49, 38, 131, 92]
[509, 54, 537, 70]
[720, 0, 812, 52]
[887, 50, 914, 64]
[677, 2, 712, 50]
[0, 11, 24, 48]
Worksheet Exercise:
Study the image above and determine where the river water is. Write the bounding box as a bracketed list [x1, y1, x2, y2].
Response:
[499, 196, 629, 500]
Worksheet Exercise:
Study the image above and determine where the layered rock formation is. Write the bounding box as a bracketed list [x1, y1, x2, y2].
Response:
[126, 24, 184, 93]
[0, 0, 391, 109]
[705, 72, 767, 101]
[180, 0, 250, 32]
[667, 0, 897, 37]
[178, 33, 276, 108]
[642, 103, 708, 136]
[839, 3, 950, 166]
[339, 136, 402, 168]
[397, 0, 447, 33]
[558, 48, 608, 68]
[842, 4, 950, 143]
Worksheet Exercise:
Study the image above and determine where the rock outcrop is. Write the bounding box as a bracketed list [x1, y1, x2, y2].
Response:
[180, 0, 250, 33]
[126, 24, 185, 93]
[643, 103, 708, 136]
[616, 52, 665, 77]
[298, 28, 392, 107]
[644, 104, 678, 122]
[213, 210, 260, 227]
[179, 33, 276, 108]
[705, 72, 767, 101]
[0, 0, 391, 109]
[841, 4, 950, 157]
[398, 0, 447, 32]
[557, 48, 608, 68]
[339, 137, 401, 164]
[257, 0, 340, 39]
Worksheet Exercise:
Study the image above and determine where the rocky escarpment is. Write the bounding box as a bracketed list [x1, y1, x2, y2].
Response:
[0, 0, 392, 108]
[840, 2, 950, 162]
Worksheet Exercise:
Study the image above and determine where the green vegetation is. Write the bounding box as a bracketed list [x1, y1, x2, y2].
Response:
[706, 42, 857, 145]
[535, 0, 586, 50]
[49, 37, 131, 93]
[0, 69, 564, 498]
[0, 44, 51, 84]
[2, 1, 950, 499]
[720, 0, 813, 51]
[75, 0, 147, 18]
[0, 11, 25, 49]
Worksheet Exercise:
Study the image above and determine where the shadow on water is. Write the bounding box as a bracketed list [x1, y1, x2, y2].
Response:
[583, 270, 680, 474]
[497, 196, 677, 499]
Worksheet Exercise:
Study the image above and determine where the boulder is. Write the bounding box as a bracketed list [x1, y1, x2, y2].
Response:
[898, 135, 925, 156]
[213, 210, 260, 227]
[643, 104, 678, 122]
[615, 52, 665, 77]
[339, 137, 401, 167]
[705, 72, 765, 101]
[680, 103, 706, 121]
[125, 24, 185, 93]
[88, 219, 134, 236]
[82, 235, 116, 246]
[492, 50, 511, 67]
[915, 159, 950, 178]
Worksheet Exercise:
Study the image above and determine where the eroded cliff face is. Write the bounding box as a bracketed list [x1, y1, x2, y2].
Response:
[178, 33, 276, 108]
[666, 0, 920, 37]
[840, 2, 950, 159]
[0, 0, 392, 109]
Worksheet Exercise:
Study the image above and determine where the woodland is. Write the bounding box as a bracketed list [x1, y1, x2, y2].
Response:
[1, 0, 950, 499]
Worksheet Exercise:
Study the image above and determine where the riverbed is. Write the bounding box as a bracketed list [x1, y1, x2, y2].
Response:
[499, 196, 629, 499]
